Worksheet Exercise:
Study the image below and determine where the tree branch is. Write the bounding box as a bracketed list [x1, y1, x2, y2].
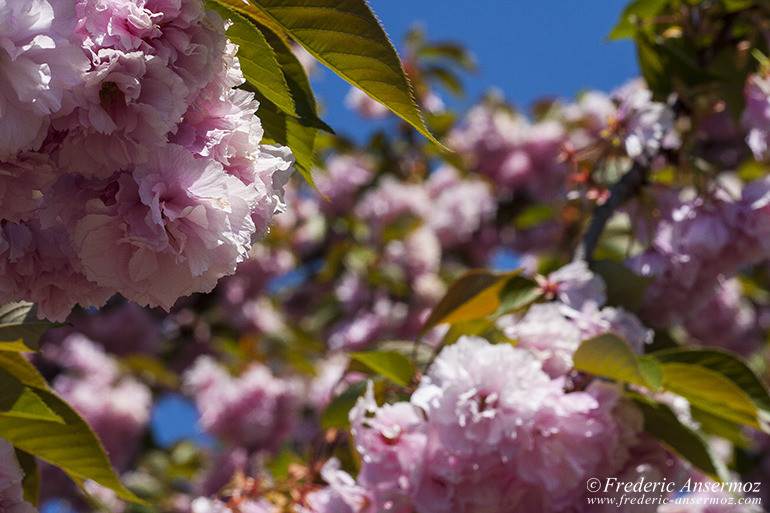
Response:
[573, 160, 648, 263]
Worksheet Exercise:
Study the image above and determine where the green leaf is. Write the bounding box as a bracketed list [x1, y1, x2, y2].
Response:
[636, 30, 718, 100]
[421, 270, 520, 334]
[205, 1, 296, 117]
[267, 445, 303, 480]
[721, 0, 754, 13]
[0, 367, 62, 423]
[15, 449, 40, 507]
[638, 356, 665, 389]
[320, 380, 368, 430]
[631, 393, 730, 482]
[0, 302, 55, 352]
[512, 204, 555, 230]
[124, 355, 180, 390]
[418, 42, 476, 71]
[248, 0, 445, 149]
[254, 87, 317, 185]
[651, 349, 770, 413]
[657, 362, 765, 431]
[0, 351, 49, 390]
[371, 340, 435, 370]
[350, 351, 414, 387]
[254, 21, 333, 133]
[590, 259, 654, 312]
[492, 275, 542, 318]
[689, 405, 751, 448]
[423, 65, 464, 97]
[608, 0, 667, 40]
[636, 30, 671, 97]
[435, 318, 508, 353]
[573, 334, 663, 390]
[209, 0, 284, 35]
[0, 388, 145, 504]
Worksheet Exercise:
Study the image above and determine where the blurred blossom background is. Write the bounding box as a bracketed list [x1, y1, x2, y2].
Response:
[26, 0, 770, 512]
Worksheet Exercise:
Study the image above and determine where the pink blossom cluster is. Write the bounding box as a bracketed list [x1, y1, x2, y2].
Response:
[45, 333, 153, 471]
[743, 72, 770, 161]
[215, 245, 296, 334]
[314, 154, 375, 215]
[0, 0, 293, 321]
[188, 496, 278, 513]
[43, 300, 164, 356]
[345, 87, 391, 119]
[447, 100, 569, 202]
[681, 278, 762, 356]
[290, 161, 497, 351]
[444, 82, 679, 263]
[299, 336, 679, 513]
[503, 262, 650, 377]
[610, 80, 680, 164]
[448, 81, 678, 203]
[627, 179, 770, 330]
[183, 356, 300, 452]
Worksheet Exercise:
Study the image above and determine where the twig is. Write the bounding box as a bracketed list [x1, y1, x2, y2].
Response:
[573, 160, 648, 263]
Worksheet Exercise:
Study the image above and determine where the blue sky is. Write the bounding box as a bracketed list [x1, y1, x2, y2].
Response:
[310, 2, 641, 139]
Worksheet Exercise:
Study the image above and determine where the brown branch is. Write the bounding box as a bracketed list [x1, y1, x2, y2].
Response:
[573, 160, 648, 263]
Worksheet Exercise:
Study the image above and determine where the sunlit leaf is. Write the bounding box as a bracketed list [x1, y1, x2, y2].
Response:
[608, 0, 667, 40]
[0, 367, 62, 423]
[573, 334, 663, 390]
[15, 449, 40, 506]
[350, 351, 414, 387]
[0, 351, 49, 390]
[233, 0, 444, 149]
[320, 380, 368, 430]
[689, 405, 751, 448]
[254, 20, 332, 133]
[0, 388, 145, 504]
[205, 1, 296, 116]
[658, 362, 765, 431]
[421, 270, 520, 334]
[631, 393, 730, 482]
[492, 275, 542, 318]
[254, 87, 317, 185]
[0, 302, 54, 352]
[651, 348, 770, 413]
[373, 340, 434, 370]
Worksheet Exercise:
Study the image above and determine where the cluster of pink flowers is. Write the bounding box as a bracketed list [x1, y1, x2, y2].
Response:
[44, 333, 153, 471]
[505, 263, 651, 377]
[743, 72, 770, 161]
[449, 80, 678, 203]
[626, 178, 770, 332]
[187, 496, 277, 513]
[183, 356, 300, 452]
[0, 0, 293, 321]
[297, 336, 682, 513]
[345, 87, 391, 120]
[681, 278, 762, 356]
[265, 157, 498, 353]
[447, 99, 569, 202]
